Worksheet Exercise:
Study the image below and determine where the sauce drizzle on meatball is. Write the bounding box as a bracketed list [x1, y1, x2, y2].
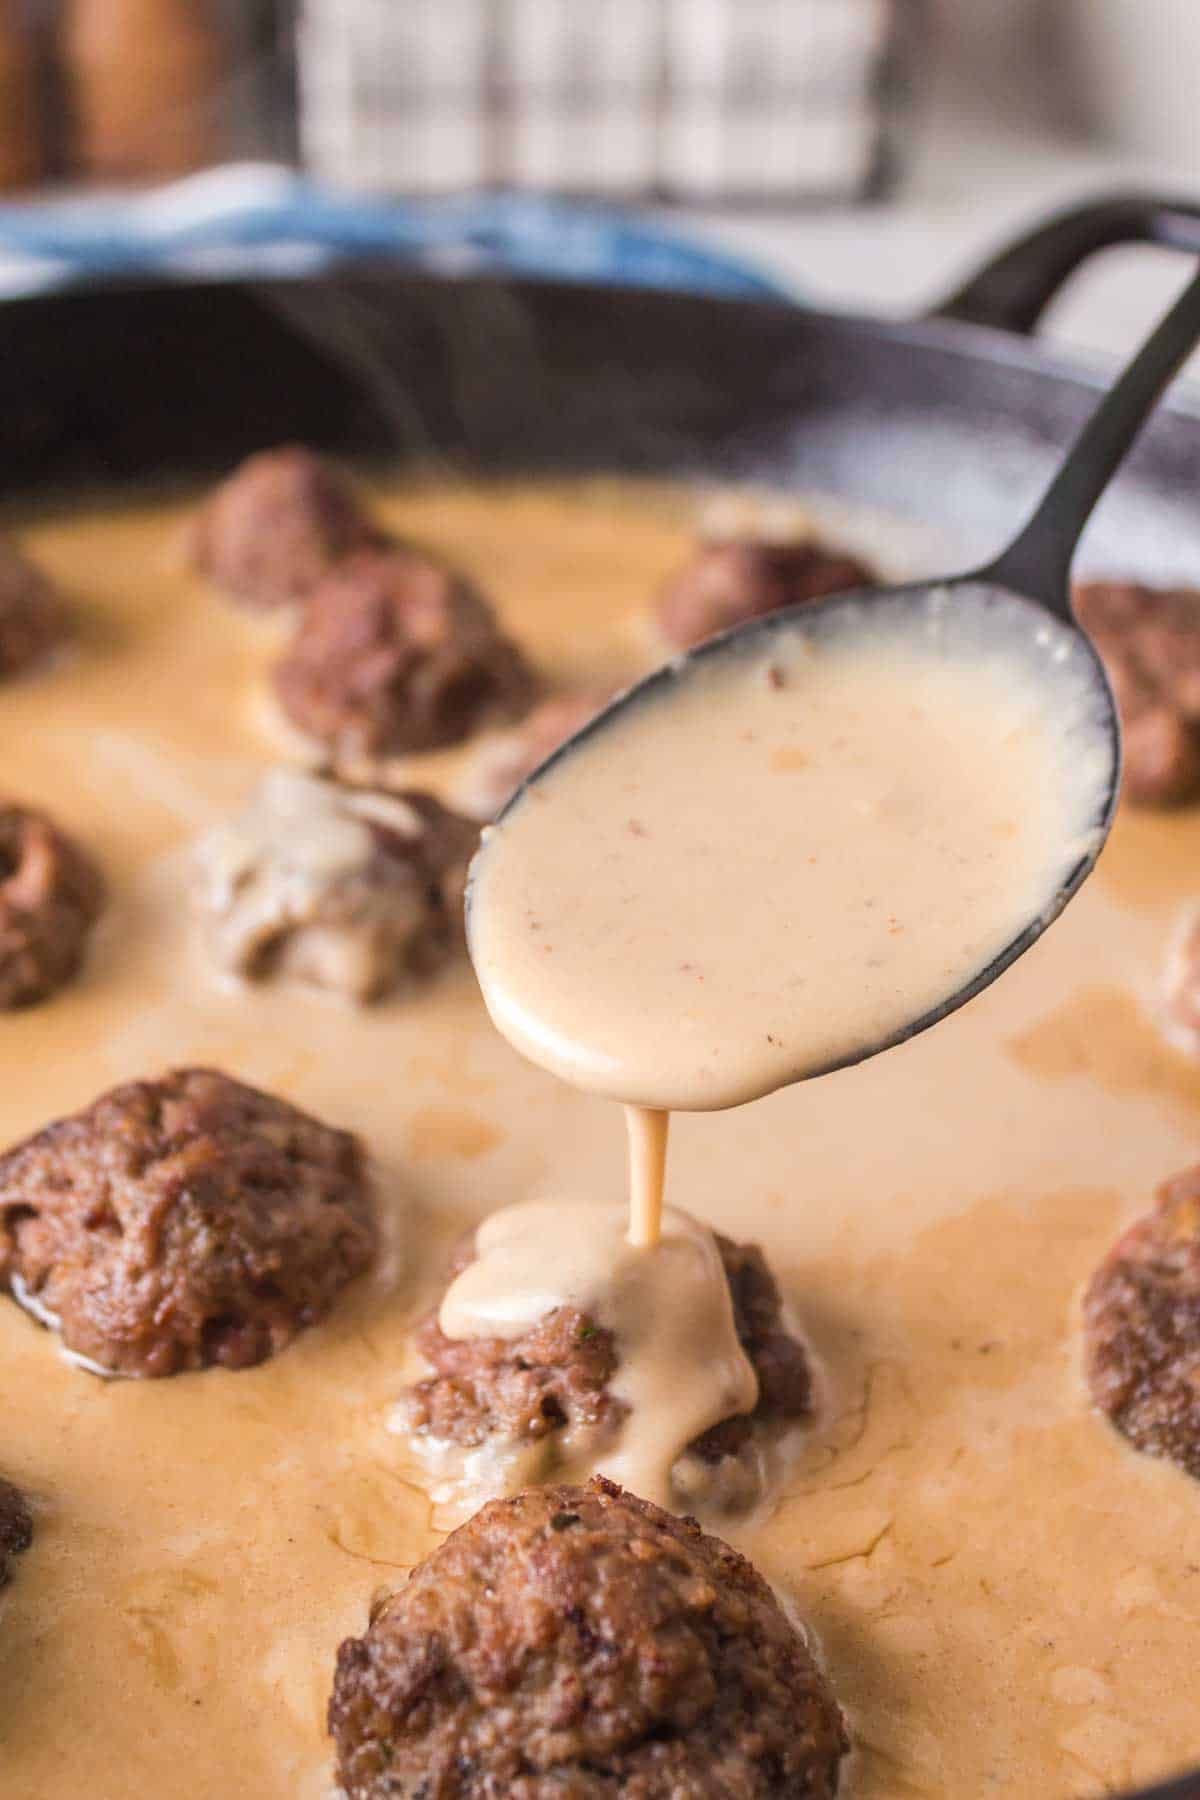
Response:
[436, 1200, 757, 1508]
[195, 768, 477, 1003]
[404, 1203, 812, 1513]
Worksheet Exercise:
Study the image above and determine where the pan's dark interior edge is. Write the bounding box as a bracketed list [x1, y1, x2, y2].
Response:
[3, 266, 1200, 508]
[5, 264, 1198, 1800]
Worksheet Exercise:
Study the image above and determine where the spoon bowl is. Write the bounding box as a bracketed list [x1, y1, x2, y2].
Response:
[470, 572, 1119, 1108]
[544, 571, 1118, 1077]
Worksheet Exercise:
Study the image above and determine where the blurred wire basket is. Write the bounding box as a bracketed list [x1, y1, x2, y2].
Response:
[297, 0, 917, 203]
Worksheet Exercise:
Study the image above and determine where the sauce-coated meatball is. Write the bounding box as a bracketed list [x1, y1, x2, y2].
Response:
[196, 769, 477, 1002]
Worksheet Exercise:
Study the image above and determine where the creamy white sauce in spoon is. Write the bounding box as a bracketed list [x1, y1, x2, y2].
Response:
[469, 591, 1113, 1117]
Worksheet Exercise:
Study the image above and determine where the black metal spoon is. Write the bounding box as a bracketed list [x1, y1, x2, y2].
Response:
[471, 267, 1200, 1095]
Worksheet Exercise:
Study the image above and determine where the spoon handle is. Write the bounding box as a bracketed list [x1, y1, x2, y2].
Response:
[982, 264, 1200, 613]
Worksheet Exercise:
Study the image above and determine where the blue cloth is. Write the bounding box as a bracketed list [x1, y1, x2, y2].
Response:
[0, 164, 788, 300]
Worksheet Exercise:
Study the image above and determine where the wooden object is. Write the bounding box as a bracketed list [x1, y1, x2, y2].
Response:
[62, 0, 226, 180]
[0, 1, 41, 190]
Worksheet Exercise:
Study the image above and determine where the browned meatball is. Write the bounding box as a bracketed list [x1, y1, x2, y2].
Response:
[188, 445, 379, 610]
[273, 545, 535, 756]
[0, 536, 63, 677]
[455, 689, 610, 820]
[195, 768, 478, 1003]
[0, 803, 104, 1010]
[402, 1233, 810, 1468]
[0, 1067, 375, 1378]
[329, 1476, 848, 1800]
[657, 537, 878, 650]
[1074, 581, 1200, 807]
[0, 1476, 31, 1585]
[1084, 1163, 1200, 1477]
[405, 1298, 622, 1449]
[690, 1237, 814, 1461]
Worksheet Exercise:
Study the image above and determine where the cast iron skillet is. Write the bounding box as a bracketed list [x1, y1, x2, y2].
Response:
[2, 191, 1200, 598]
[3, 193, 1200, 1800]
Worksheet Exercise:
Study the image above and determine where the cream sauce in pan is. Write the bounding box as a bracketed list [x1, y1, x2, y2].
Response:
[0, 480, 1199, 1799]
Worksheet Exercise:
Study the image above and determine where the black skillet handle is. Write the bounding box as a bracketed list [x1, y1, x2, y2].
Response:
[981, 259, 1200, 612]
[936, 194, 1200, 335]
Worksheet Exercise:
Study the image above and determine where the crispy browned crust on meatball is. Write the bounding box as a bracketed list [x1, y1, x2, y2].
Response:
[1084, 1164, 1200, 1477]
[328, 1476, 848, 1800]
[657, 537, 877, 650]
[405, 1298, 624, 1448]
[0, 1477, 31, 1585]
[1074, 582, 1200, 807]
[0, 537, 63, 677]
[0, 1068, 375, 1378]
[0, 804, 104, 1010]
[189, 446, 380, 609]
[403, 1232, 810, 1462]
[273, 545, 535, 756]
